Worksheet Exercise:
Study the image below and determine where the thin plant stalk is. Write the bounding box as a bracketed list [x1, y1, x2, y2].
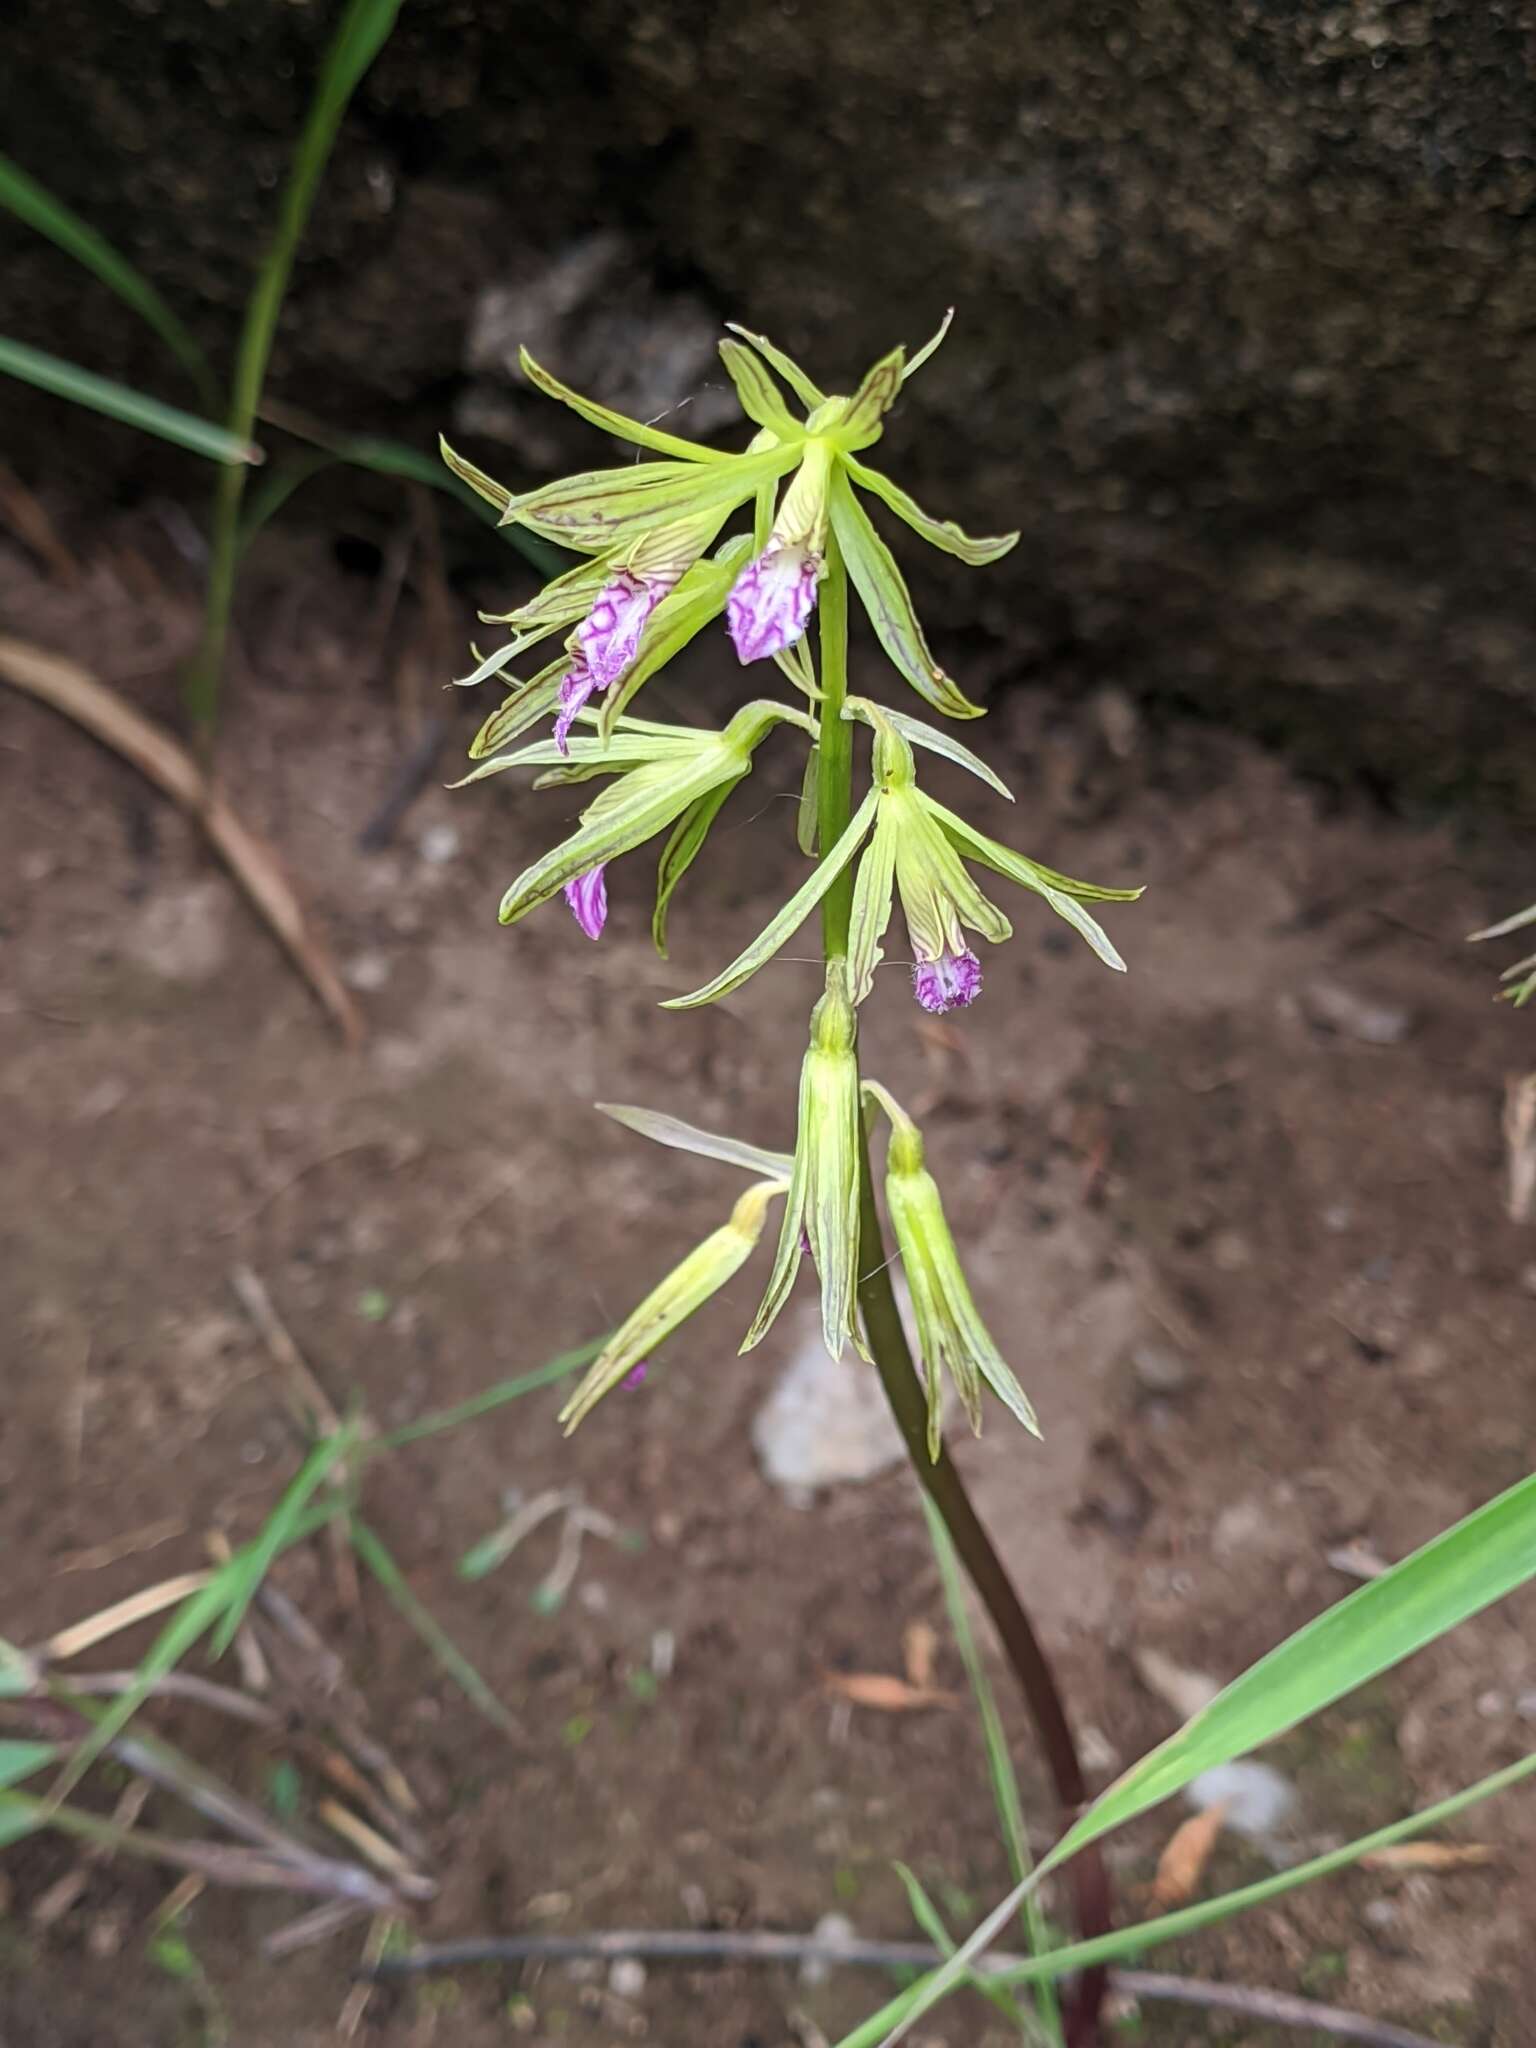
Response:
[184, 0, 405, 733]
[811, 543, 1111, 2045]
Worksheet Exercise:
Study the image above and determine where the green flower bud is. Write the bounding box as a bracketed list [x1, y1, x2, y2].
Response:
[558, 1180, 785, 1434]
[744, 963, 863, 1361]
[864, 1080, 1041, 1461]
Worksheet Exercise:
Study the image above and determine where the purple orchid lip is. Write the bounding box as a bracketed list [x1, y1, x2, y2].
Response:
[912, 948, 982, 1014]
[577, 568, 670, 691]
[563, 864, 609, 941]
[553, 656, 602, 755]
[726, 544, 821, 664]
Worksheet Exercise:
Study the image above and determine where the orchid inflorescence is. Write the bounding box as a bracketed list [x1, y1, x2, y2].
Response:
[443, 315, 1141, 1454]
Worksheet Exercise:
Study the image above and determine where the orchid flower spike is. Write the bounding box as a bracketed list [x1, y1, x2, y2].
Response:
[864, 1080, 1041, 1460]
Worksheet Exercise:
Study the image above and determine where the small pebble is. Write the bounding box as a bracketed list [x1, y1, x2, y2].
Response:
[800, 1913, 856, 1987]
[419, 823, 462, 865]
[1301, 979, 1414, 1046]
[607, 1958, 647, 2000]
[1128, 1337, 1193, 1394]
[343, 950, 391, 992]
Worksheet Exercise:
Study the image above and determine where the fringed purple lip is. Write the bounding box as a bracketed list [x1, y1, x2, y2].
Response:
[563, 864, 609, 940]
[577, 568, 671, 691]
[726, 544, 821, 664]
[912, 948, 982, 1014]
[553, 655, 601, 755]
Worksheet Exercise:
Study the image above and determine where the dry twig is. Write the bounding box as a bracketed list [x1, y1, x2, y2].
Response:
[0, 634, 362, 1045]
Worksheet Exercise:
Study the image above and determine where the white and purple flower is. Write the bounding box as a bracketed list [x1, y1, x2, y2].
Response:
[912, 948, 982, 1015]
[577, 567, 672, 691]
[726, 543, 822, 664]
[563, 864, 608, 940]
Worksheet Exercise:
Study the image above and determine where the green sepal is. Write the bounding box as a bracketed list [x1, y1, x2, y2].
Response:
[477, 551, 614, 630]
[897, 795, 1013, 957]
[901, 307, 954, 383]
[653, 782, 734, 956]
[928, 800, 1142, 972]
[718, 338, 804, 440]
[440, 434, 512, 515]
[724, 322, 828, 412]
[596, 1103, 795, 1180]
[558, 1181, 785, 1433]
[454, 724, 698, 790]
[843, 452, 1019, 566]
[844, 698, 1014, 800]
[518, 346, 731, 464]
[846, 807, 897, 1004]
[828, 470, 984, 720]
[468, 658, 568, 759]
[506, 444, 792, 553]
[661, 786, 879, 1010]
[834, 345, 905, 449]
[744, 965, 862, 1361]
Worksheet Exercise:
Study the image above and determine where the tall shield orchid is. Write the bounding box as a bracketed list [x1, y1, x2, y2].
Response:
[443, 317, 1138, 2038]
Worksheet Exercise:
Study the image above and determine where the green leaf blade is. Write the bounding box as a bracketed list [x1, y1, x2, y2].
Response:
[0, 338, 258, 466]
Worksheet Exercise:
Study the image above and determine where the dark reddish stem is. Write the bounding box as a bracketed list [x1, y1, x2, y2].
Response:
[855, 1131, 1111, 2046]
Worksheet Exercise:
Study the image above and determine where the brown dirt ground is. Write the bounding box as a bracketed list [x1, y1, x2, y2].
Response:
[2, 524, 1535, 2048]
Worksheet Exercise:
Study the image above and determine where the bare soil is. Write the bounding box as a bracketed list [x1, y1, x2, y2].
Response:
[2, 527, 1534, 2047]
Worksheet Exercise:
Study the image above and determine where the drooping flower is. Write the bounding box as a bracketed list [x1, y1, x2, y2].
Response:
[455, 699, 815, 943]
[742, 962, 863, 1362]
[726, 543, 821, 663]
[563, 865, 608, 940]
[913, 949, 982, 1015]
[864, 1079, 1041, 1461]
[577, 566, 674, 689]
[662, 708, 1142, 1014]
[558, 1178, 786, 1434]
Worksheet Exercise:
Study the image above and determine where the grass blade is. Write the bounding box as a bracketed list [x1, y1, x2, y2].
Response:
[0, 1741, 56, 1791]
[839, 1752, 1536, 2046]
[186, 0, 405, 728]
[367, 1338, 604, 1454]
[0, 151, 216, 404]
[0, 338, 257, 466]
[209, 1426, 358, 1656]
[348, 1516, 517, 1736]
[864, 1470, 1536, 2042]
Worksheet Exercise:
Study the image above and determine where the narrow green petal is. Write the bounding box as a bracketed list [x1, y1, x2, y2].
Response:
[847, 814, 898, 1003]
[718, 339, 804, 439]
[519, 346, 731, 463]
[468, 659, 568, 759]
[596, 1103, 795, 1180]
[828, 472, 983, 720]
[901, 307, 954, 383]
[653, 783, 734, 956]
[928, 802, 1137, 971]
[479, 551, 612, 630]
[837, 347, 906, 448]
[901, 806, 1013, 947]
[506, 452, 776, 552]
[742, 1148, 810, 1352]
[843, 699, 1013, 800]
[661, 787, 879, 1009]
[808, 1053, 862, 1359]
[927, 801, 1145, 903]
[724, 322, 828, 411]
[843, 453, 1019, 566]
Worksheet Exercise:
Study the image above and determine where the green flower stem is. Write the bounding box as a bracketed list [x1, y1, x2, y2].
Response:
[816, 537, 855, 957]
[812, 555, 1110, 2042]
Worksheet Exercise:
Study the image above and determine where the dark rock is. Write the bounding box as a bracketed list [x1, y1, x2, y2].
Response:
[6, 1, 1536, 807]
